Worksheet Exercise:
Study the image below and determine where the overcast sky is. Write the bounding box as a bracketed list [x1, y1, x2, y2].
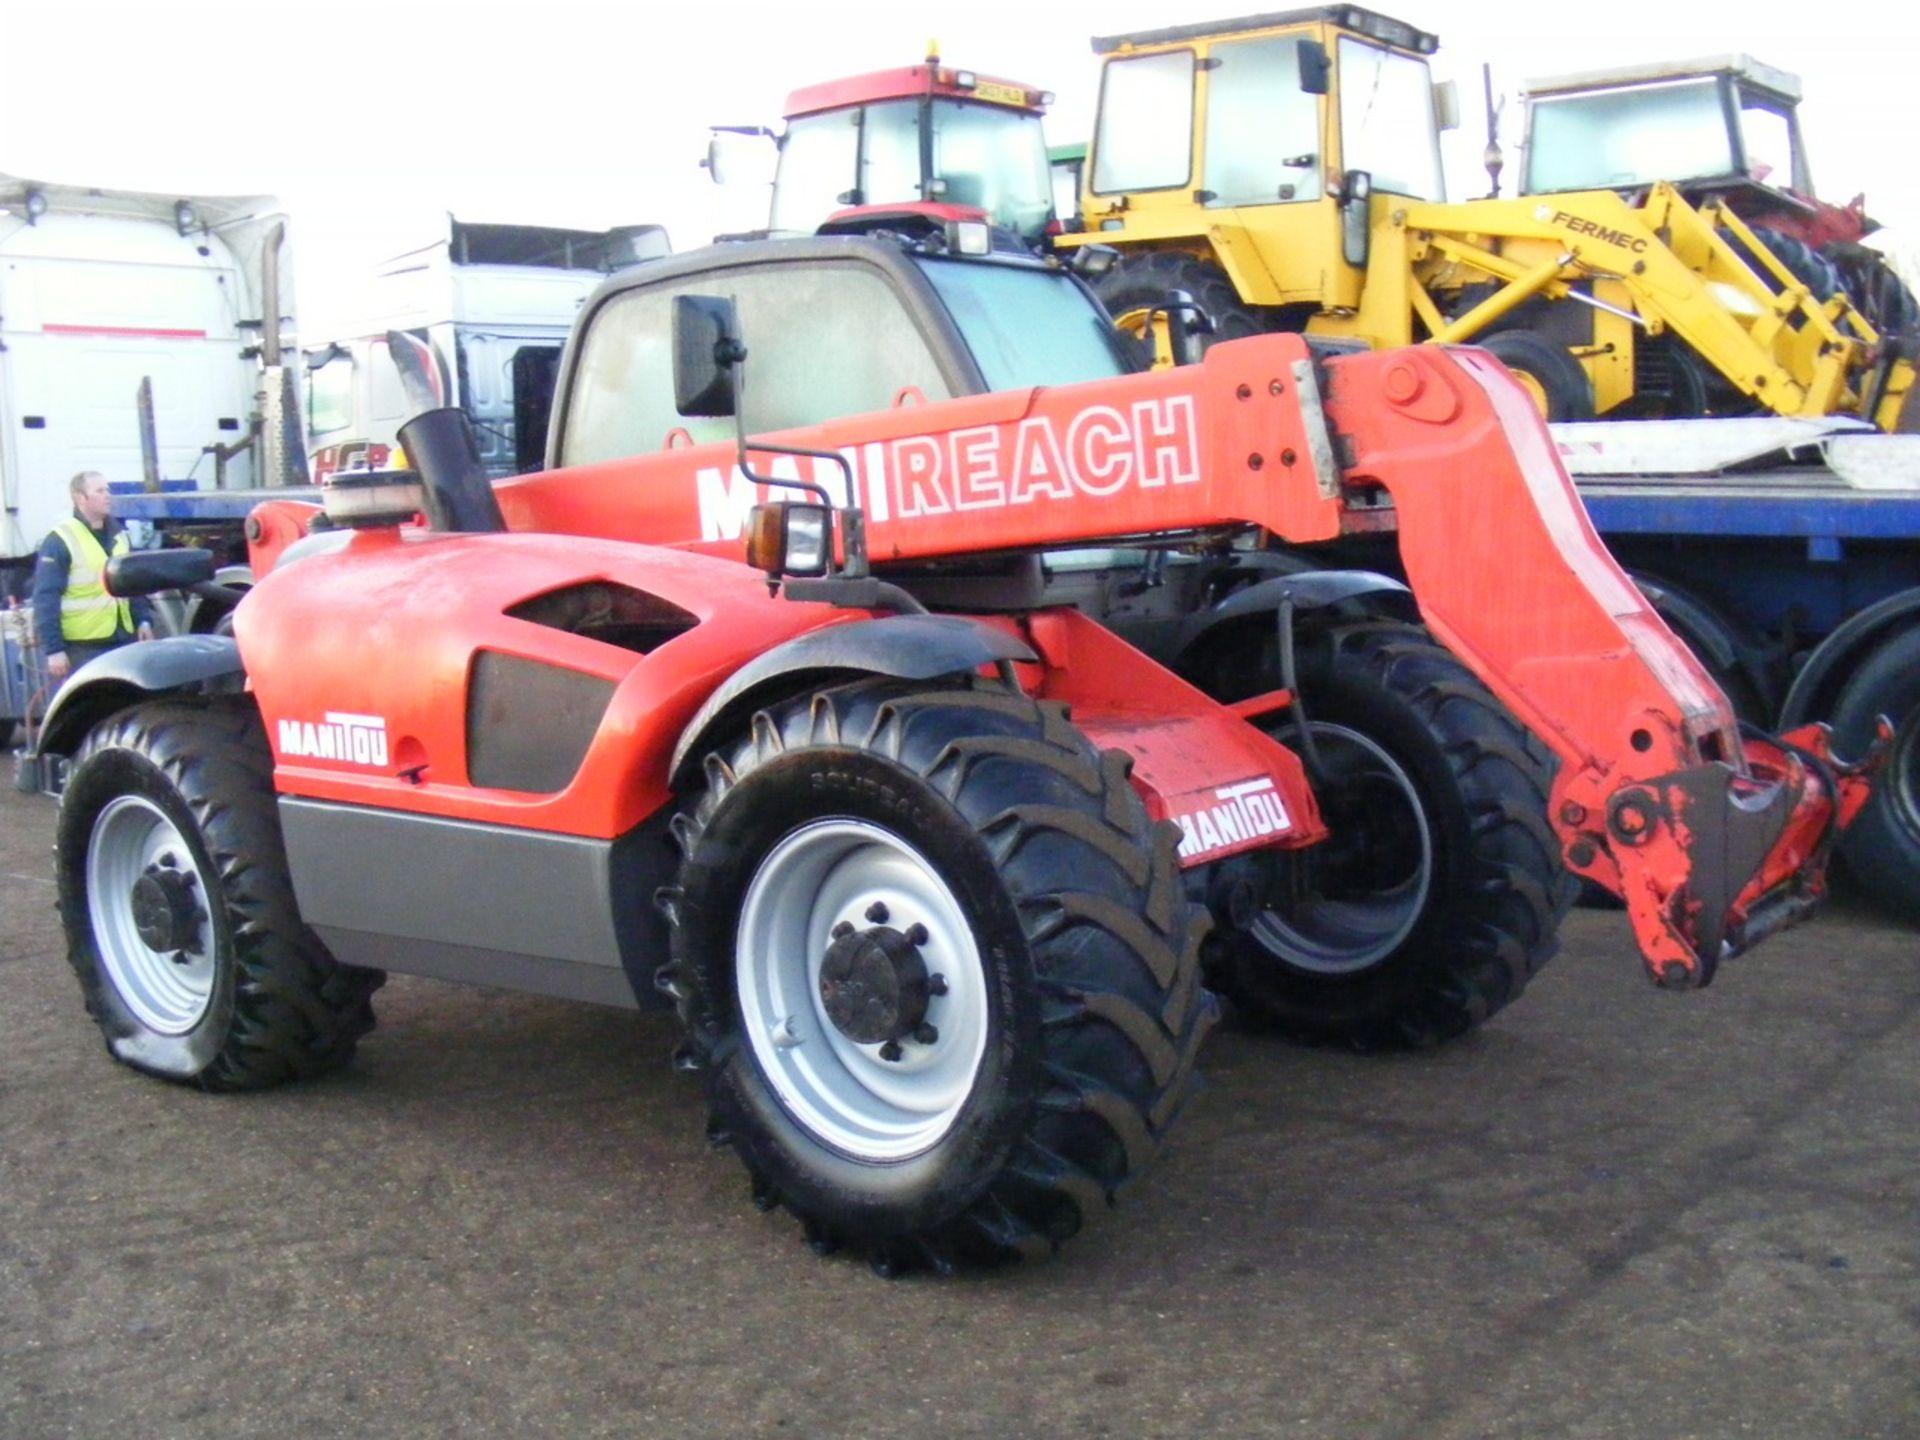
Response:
[6, 0, 1918, 333]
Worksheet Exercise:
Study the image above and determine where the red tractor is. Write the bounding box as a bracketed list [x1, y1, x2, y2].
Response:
[710, 51, 1057, 248]
[37, 226, 1881, 1274]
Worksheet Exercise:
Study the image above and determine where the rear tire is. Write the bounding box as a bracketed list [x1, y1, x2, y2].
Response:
[1829, 626, 1920, 924]
[56, 701, 383, 1088]
[1479, 330, 1595, 422]
[663, 678, 1214, 1272]
[1193, 623, 1574, 1048]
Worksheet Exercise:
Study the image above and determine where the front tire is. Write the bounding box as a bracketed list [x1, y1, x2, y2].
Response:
[56, 701, 383, 1088]
[1479, 330, 1595, 422]
[663, 679, 1214, 1272]
[1192, 623, 1574, 1048]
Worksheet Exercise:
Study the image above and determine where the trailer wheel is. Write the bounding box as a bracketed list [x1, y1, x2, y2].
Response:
[1096, 252, 1264, 365]
[1830, 625, 1920, 924]
[1479, 331, 1595, 422]
[56, 700, 383, 1088]
[663, 678, 1214, 1272]
[1199, 624, 1574, 1048]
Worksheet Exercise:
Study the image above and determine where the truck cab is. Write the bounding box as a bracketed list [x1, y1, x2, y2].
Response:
[306, 219, 670, 482]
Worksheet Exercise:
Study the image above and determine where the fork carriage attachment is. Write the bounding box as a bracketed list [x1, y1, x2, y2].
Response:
[1298, 340, 1886, 986]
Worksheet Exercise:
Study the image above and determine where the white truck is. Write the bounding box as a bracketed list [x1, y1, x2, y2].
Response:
[1, 175, 301, 745]
[305, 218, 670, 482]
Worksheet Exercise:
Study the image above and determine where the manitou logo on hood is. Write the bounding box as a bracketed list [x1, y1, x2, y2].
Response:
[1170, 776, 1293, 861]
[277, 712, 390, 767]
[695, 396, 1200, 542]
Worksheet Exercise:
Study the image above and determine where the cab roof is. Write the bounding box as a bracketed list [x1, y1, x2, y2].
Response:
[1523, 55, 1802, 104]
[785, 65, 1048, 120]
[1092, 7, 1437, 56]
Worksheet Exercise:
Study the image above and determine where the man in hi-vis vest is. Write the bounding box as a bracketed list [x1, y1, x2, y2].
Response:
[30, 470, 155, 683]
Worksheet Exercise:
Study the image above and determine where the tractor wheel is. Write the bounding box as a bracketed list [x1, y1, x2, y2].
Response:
[1823, 243, 1920, 339]
[1197, 623, 1574, 1048]
[1479, 330, 1595, 422]
[662, 677, 1214, 1273]
[1829, 625, 1920, 924]
[1741, 227, 1843, 309]
[55, 700, 383, 1089]
[1095, 252, 1264, 366]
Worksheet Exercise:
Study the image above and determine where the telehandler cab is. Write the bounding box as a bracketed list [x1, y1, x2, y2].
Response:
[37, 226, 1881, 1274]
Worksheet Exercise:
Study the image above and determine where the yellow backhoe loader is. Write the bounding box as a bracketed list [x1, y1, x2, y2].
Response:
[1053, 8, 1917, 430]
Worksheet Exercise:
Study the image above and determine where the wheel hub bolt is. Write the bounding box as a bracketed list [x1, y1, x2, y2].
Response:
[928, 973, 948, 997]
[864, 901, 890, 924]
[878, 1040, 904, 1062]
[912, 1022, 938, 1045]
[904, 922, 929, 946]
[830, 921, 854, 940]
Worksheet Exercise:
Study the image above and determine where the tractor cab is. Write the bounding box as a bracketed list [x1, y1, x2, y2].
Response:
[1063, 7, 1457, 314]
[1520, 57, 1832, 229]
[716, 57, 1057, 248]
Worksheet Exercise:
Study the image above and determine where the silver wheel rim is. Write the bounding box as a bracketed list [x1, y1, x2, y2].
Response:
[85, 796, 217, 1035]
[736, 819, 989, 1161]
[1252, 723, 1432, 976]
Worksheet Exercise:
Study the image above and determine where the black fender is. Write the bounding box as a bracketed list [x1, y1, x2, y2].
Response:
[669, 614, 1036, 787]
[1175, 569, 1415, 665]
[1780, 588, 1920, 729]
[37, 635, 246, 757]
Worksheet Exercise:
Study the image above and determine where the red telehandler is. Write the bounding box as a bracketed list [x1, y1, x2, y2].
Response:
[36, 227, 1882, 1274]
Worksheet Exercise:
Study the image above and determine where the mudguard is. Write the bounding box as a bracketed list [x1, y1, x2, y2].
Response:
[1179, 569, 1414, 659]
[669, 614, 1037, 784]
[37, 635, 245, 757]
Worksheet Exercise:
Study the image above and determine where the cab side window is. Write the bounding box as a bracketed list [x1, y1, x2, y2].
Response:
[558, 262, 953, 468]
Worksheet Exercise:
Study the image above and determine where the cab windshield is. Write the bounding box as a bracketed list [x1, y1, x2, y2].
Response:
[1337, 39, 1443, 201]
[916, 257, 1137, 391]
[769, 99, 1054, 244]
[1525, 78, 1738, 193]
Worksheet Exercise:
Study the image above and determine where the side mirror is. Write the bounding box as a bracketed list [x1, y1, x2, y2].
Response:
[1341, 169, 1373, 269]
[704, 127, 776, 188]
[674, 294, 747, 418]
[603, 224, 672, 269]
[104, 548, 215, 597]
[1297, 39, 1331, 95]
[1433, 79, 1461, 133]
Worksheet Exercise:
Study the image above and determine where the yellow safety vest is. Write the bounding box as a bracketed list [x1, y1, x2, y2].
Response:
[56, 517, 134, 643]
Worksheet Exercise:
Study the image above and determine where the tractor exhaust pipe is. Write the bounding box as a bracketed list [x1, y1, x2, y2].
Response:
[396, 408, 505, 534]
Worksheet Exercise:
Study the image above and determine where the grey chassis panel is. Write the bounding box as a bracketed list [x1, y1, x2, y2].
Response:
[307, 927, 638, 1009]
[280, 798, 677, 1010]
[38, 635, 244, 756]
[668, 613, 1038, 784]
